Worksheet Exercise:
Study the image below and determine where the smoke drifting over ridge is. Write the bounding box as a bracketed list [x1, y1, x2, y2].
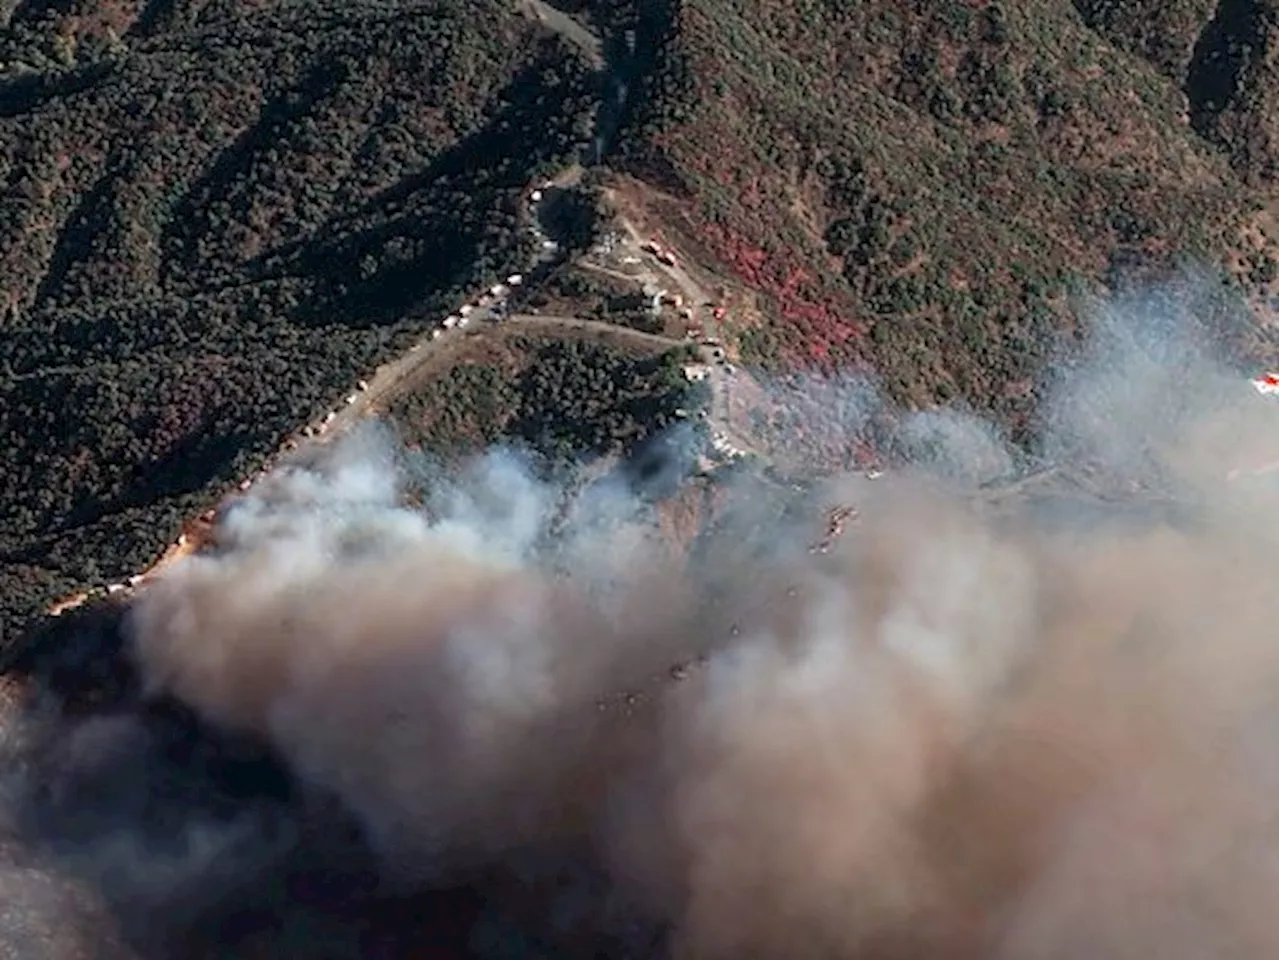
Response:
[3, 288, 1278, 958]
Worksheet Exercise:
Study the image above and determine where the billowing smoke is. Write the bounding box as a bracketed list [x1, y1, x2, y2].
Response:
[3, 284, 1276, 958]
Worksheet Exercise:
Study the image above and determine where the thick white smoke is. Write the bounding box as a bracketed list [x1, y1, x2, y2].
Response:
[5, 282, 1278, 957]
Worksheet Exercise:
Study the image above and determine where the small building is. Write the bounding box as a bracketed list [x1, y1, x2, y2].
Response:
[443, 316, 459, 329]
[682, 363, 712, 382]
[459, 304, 475, 316]
[506, 274, 524, 286]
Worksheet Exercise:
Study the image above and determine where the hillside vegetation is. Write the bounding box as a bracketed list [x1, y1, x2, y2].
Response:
[385, 334, 704, 462]
[0, 0, 599, 638]
[1, 0, 1274, 642]
[609, 0, 1276, 425]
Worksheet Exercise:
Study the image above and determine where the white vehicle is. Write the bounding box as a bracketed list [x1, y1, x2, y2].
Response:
[1252, 372, 1279, 396]
[506, 274, 523, 286]
[357, 380, 370, 391]
[345, 394, 358, 405]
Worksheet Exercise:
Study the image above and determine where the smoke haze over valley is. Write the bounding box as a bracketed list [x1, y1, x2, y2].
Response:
[1, 0, 1275, 955]
[1, 292, 1275, 958]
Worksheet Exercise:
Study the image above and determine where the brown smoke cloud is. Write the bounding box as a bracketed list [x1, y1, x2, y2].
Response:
[7, 284, 1279, 958]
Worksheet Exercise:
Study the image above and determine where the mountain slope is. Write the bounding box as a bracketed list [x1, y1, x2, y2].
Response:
[0, 0, 600, 636]
[1, 0, 1274, 640]
[610, 0, 1276, 424]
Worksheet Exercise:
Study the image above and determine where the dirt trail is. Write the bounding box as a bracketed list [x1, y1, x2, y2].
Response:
[514, 0, 604, 68]
[37, 170, 778, 619]
[39, 303, 694, 615]
[81, 54, 745, 615]
[509, 312, 684, 349]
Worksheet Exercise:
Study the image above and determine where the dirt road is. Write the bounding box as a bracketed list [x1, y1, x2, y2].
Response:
[43, 167, 772, 619]
[508, 312, 683, 349]
[333, 311, 687, 430]
[514, 0, 604, 68]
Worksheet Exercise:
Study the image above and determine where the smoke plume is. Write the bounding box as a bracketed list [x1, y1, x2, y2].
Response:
[2, 284, 1276, 958]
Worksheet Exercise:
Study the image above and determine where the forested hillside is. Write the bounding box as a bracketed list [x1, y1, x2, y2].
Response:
[386, 335, 703, 460]
[0, 0, 599, 638]
[1, 0, 1275, 642]
[606, 0, 1276, 421]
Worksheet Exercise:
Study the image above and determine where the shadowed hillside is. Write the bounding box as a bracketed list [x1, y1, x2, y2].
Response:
[0, 0, 601, 637]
